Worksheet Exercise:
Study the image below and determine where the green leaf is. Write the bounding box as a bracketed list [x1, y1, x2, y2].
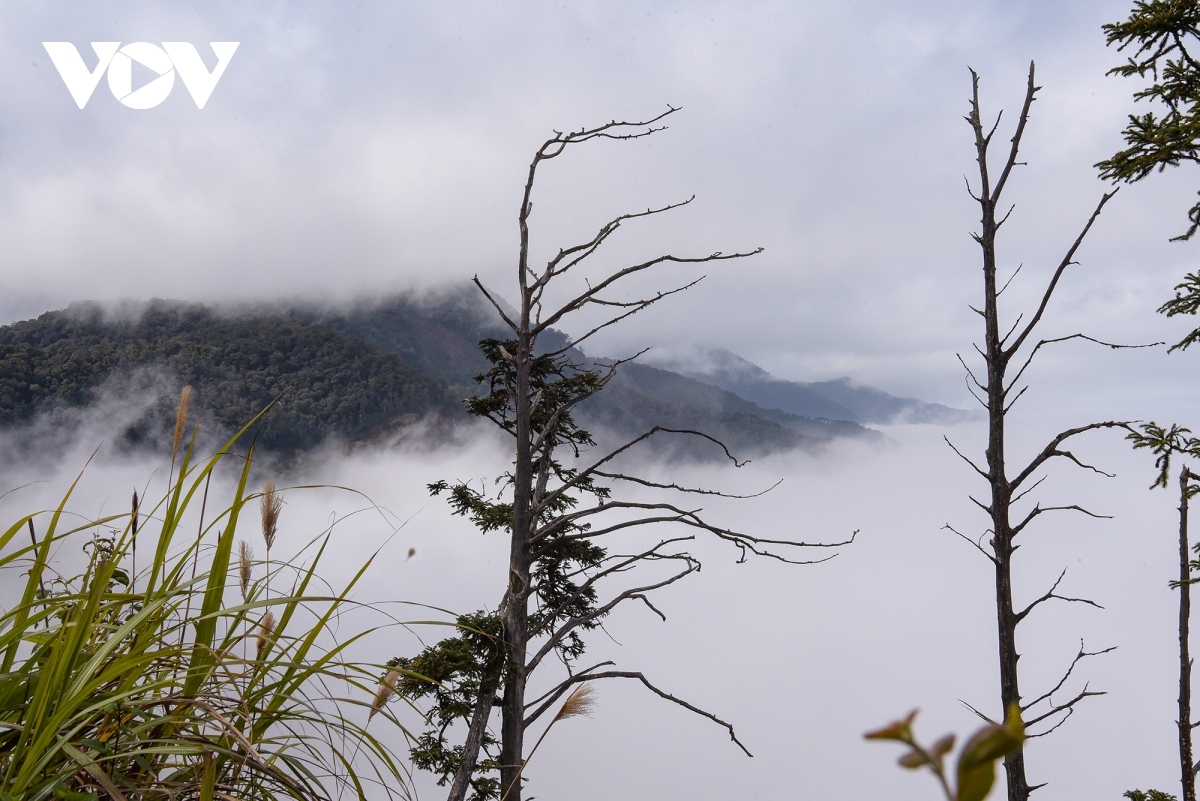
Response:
[897, 750, 929, 769]
[864, 709, 917, 743]
[955, 704, 1024, 801]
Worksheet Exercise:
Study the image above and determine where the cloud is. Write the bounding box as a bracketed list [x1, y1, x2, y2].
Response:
[0, 413, 1176, 800]
[2, 5, 1198, 795]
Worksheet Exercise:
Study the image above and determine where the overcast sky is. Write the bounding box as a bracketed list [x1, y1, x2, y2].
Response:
[5, 0, 1198, 411]
[5, 2, 1200, 799]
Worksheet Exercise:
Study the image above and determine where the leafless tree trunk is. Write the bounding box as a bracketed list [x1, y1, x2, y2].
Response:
[953, 62, 1133, 801]
[1180, 466, 1198, 801]
[430, 108, 853, 801]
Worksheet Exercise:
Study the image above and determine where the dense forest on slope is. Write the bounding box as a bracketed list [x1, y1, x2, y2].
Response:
[0, 289, 887, 457]
[0, 300, 455, 452]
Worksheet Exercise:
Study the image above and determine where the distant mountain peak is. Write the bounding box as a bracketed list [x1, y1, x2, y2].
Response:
[646, 347, 977, 426]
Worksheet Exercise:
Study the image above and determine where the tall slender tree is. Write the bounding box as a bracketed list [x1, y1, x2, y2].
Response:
[1101, 9, 1200, 797]
[1128, 423, 1200, 801]
[950, 63, 1136, 801]
[389, 108, 852, 801]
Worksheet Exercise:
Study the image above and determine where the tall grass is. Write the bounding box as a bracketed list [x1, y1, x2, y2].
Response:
[0, 399, 415, 800]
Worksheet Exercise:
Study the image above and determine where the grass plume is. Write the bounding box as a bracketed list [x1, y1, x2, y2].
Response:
[370, 669, 402, 722]
[501, 684, 597, 801]
[256, 609, 276, 656]
[238, 540, 254, 601]
[554, 683, 596, 722]
[0, 409, 419, 800]
[261, 480, 281, 553]
[170, 384, 192, 464]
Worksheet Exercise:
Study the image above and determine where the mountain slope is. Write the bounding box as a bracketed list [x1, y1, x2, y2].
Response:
[0, 292, 886, 458]
[659, 348, 976, 425]
[580, 363, 879, 456]
[0, 299, 455, 452]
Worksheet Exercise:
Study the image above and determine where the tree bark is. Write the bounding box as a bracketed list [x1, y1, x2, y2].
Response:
[1180, 466, 1196, 801]
[447, 653, 504, 801]
[969, 66, 1031, 801]
[498, 190, 537, 801]
[981, 186, 1030, 801]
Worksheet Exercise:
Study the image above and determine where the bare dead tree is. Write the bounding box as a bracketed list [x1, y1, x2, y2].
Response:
[1179, 464, 1199, 801]
[387, 108, 852, 801]
[1129, 423, 1200, 801]
[950, 62, 1148, 801]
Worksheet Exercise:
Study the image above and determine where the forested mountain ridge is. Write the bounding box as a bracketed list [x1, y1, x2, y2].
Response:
[0, 299, 455, 452]
[0, 291, 888, 458]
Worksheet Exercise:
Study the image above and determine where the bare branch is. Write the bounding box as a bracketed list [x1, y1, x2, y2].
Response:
[957, 352, 989, 393]
[472, 276, 518, 332]
[1025, 685, 1107, 732]
[1021, 640, 1116, 724]
[966, 67, 993, 201]
[1010, 421, 1133, 491]
[1024, 708, 1074, 739]
[535, 196, 698, 290]
[527, 549, 699, 674]
[1003, 385, 1030, 415]
[523, 661, 615, 725]
[1005, 333, 1162, 397]
[540, 278, 704, 358]
[999, 310, 1024, 344]
[1010, 474, 1047, 506]
[533, 249, 762, 336]
[991, 62, 1039, 204]
[1003, 190, 1119, 361]
[591, 470, 782, 499]
[1012, 504, 1112, 538]
[943, 523, 997, 563]
[964, 174, 982, 202]
[527, 669, 753, 757]
[960, 699, 998, 725]
[1014, 568, 1104, 624]
[536, 425, 752, 518]
[543, 499, 854, 563]
[944, 435, 990, 479]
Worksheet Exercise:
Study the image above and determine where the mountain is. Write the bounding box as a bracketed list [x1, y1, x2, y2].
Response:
[0, 291, 882, 459]
[582, 363, 879, 456]
[655, 348, 977, 425]
[0, 299, 455, 452]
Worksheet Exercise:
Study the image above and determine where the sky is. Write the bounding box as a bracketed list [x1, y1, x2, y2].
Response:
[5, 0, 1199, 409]
[4, 1, 1200, 799]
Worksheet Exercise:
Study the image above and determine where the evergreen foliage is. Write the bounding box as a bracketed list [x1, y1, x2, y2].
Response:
[388, 341, 612, 800]
[1100, 2, 1200, 349]
[0, 294, 874, 459]
[1099, 2, 1200, 240]
[0, 299, 454, 452]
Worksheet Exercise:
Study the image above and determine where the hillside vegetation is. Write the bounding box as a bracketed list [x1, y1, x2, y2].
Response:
[0, 288, 884, 457]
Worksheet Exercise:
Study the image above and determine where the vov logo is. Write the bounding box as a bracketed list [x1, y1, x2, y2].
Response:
[42, 42, 239, 109]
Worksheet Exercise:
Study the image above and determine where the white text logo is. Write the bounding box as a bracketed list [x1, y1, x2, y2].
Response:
[42, 42, 239, 109]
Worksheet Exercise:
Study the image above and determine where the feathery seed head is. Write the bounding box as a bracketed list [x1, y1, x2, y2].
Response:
[171, 386, 192, 462]
[554, 683, 596, 722]
[369, 669, 402, 722]
[256, 610, 276, 655]
[260, 481, 282, 552]
[238, 540, 254, 600]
